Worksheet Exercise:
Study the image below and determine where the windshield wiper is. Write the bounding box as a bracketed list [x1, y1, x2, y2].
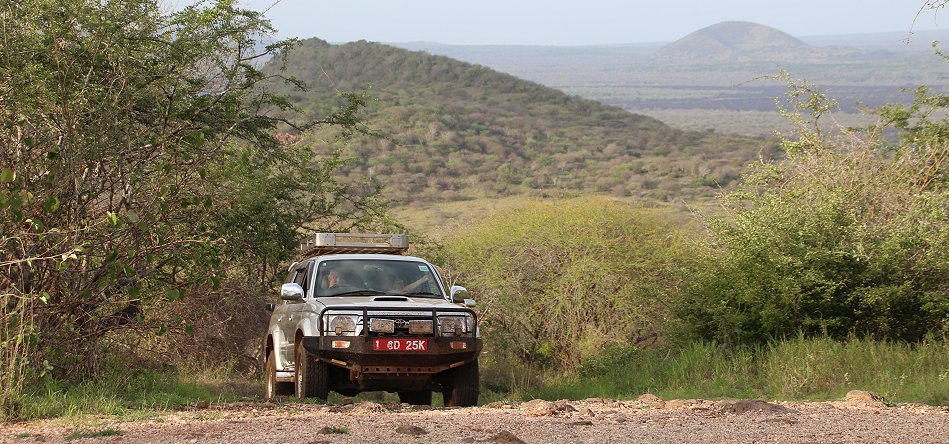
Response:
[329, 289, 387, 297]
[390, 291, 440, 298]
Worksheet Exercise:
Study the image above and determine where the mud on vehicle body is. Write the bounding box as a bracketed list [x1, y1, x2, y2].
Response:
[263, 233, 482, 406]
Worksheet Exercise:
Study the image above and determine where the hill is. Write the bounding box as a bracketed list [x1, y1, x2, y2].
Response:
[653, 21, 863, 62]
[265, 39, 772, 205]
[389, 27, 949, 137]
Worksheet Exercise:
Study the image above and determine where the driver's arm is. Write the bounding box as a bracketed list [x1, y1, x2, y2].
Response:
[399, 276, 428, 293]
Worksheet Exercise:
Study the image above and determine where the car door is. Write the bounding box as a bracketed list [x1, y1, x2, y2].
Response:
[277, 261, 311, 367]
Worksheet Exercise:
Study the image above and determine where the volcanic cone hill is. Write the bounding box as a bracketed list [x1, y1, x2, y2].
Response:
[653, 21, 862, 62]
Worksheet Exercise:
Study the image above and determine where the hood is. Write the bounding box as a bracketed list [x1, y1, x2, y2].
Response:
[314, 295, 460, 311]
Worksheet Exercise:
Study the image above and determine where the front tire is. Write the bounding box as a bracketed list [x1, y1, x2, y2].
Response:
[398, 390, 432, 406]
[265, 349, 293, 401]
[295, 342, 329, 401]
[442, 359, 479, 407]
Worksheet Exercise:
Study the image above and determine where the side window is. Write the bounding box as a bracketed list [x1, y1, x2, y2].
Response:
[293, 261, 311, 296]
[431, 265, 448, 291]
[292, 270, 305, 287]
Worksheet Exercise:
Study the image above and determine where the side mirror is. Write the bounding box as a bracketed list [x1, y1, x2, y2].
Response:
[280, 283, 305, 301]
[264, 302, 276, 312]
[450, 285, 475, 307]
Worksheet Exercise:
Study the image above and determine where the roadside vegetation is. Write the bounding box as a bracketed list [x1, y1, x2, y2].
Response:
[441, 76, 946, 404]
[525, 336, 949, 405]
[16, 365, 256, 421]
[434, 198, 694, 376]
[0, 0, 392, 421]
[437, 76, 947, 406]
[2, 0, 947, 424]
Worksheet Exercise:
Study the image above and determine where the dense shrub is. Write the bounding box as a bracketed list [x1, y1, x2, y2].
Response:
[676, 81, 949, 345]
[440, 198, 693, 371]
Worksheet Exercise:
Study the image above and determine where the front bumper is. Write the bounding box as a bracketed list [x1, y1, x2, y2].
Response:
[302, 335, 482, 375]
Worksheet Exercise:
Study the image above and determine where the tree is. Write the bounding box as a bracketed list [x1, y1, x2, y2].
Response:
[0, 0, 386, 417]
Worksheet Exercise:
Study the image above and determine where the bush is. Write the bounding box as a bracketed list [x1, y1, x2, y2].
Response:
[676, 79, 949, 345]
[439, 198, 693, 372]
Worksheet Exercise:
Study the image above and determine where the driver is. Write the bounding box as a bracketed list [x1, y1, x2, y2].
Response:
[320, 267, 359, 295]
[326, 268, 347, 289]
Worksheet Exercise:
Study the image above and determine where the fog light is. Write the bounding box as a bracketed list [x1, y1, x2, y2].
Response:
[369, 318, 395, 333]
[408, 320, 434, 335]
[450, 341, 467, 350]
[328, 315, 357, 335]
[332, 340, 351, 349]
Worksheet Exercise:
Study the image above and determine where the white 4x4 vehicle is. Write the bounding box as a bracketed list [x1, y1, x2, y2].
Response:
[262, 233, 481, 407]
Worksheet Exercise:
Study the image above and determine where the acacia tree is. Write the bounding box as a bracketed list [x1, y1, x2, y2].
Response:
[0, 0, 386, 415]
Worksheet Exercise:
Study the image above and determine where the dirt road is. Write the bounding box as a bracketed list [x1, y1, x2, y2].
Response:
[3, 394, 947, 443]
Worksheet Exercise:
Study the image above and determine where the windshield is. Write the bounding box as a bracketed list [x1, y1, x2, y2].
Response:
[314, 259, 444, 298]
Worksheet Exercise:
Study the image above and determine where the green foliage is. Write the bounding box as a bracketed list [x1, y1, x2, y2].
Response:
[677, 76, 949, 345]
[0, 0, 388, 419]
[439, 198, 693, 372]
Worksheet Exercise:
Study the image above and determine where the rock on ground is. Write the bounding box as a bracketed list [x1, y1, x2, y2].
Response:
[2, 398, 948, 444]
[720, 400, 795, 415]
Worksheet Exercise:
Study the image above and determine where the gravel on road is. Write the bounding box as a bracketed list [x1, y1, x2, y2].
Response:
[2, 395, 947, 444]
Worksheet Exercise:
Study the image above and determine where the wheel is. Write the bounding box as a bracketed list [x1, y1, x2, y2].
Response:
[295, 342, 329, 400]
[442, 359, 479, 407]
[398, 390, 433, 406]
[265, 349, 293, 400]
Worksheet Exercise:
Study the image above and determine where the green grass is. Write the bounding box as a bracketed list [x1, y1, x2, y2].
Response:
[16, 365, 257, 422]
[517, 336, 949, 405]
[10, 337, 946, 423]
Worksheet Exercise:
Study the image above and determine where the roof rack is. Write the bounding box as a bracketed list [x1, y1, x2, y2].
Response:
[299, 233, 409, 257]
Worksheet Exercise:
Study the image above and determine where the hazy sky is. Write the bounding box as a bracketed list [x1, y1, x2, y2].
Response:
[228, 0, 946, 45]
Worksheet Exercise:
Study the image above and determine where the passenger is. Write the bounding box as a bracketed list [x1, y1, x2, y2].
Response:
[393, 270, 428, 294]
[390, 275, 408, 294]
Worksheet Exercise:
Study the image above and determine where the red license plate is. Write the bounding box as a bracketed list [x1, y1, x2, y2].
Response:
[372, 338, 428, 352]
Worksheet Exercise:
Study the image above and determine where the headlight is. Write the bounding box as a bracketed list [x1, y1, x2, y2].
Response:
[438, 315, 473, 336]
[327, 315, 358, 336]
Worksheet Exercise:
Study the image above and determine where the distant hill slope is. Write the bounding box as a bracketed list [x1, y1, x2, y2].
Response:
[386, 30, 947, 138]
[654, 21, 864, 62]
[265, 38, 771, 204]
